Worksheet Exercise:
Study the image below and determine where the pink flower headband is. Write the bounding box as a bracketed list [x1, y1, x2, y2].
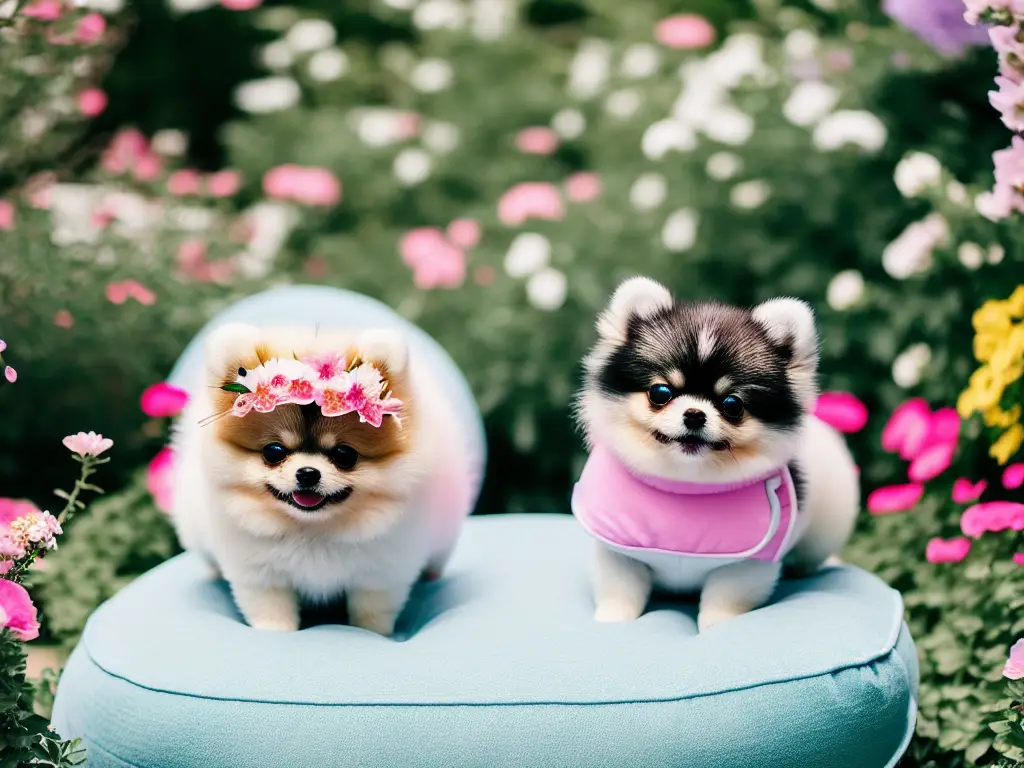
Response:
[221, 353, 403, 428]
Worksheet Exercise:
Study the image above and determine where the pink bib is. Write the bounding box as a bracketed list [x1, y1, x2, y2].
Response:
[572, 445, 797, 562]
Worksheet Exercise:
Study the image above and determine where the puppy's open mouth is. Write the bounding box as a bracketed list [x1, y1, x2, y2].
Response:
[652, 432, 729, 454]
[266, 485, 353, 512]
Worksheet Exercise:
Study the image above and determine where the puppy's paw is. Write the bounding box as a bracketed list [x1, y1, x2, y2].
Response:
[232, 584, 300, 632]
[348, 587, 405, 637]
[696, 604, 746, 633]
[594, 598, 645, 623]
[249, 615, 301, 632]
[356, 329, 408, 374]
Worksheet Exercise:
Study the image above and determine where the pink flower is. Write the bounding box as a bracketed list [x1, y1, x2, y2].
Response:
[62, 431, 113, 457]
[881, 398, 932, 458]
[221, 0, 262, 8]
[497, 182, 565, 226]
[141, 382, 190, 418]
[1014, 553, 1024, 566]
[515, 127, 559, 155]
[102, 129, 150, 175]
[966, 0, 1024, 24]
[77, 88, 108, 117]
[177, 239, 207, 269]
[867, 483, 925, 514]
[952, 477, 987, 504]
[1004, 639, 1024, 680]
[167, 170, 201, 196]
[0, 339, 6, 353]
[908, 441, 955, 482]
[4, 366, 16, 384]
[925, 407, 960, 448]
[994, 136, 1024, 190]
[990, 75, 1024, 132]
[960, 501, 1024, 538]
[565, 172, 602, 202]
[133, 153, 163, 182]
[396, 111, 421, 139]
[53, 310, 74, 329]
[0, 200, 14, 231]
[399, 228, 465, 289]
[446, 218, 481, 249]
[105, 281, 129, 304]
[0, 580, 40, 642]
[301, 353, 347, 382]
[925, 536, 971, 564]
[262, 165, 341, 207]
[107, 280, 156, 305]
[146, 448, 175, 514]
[20, 0, 61, 20]
[814, 391, 869, 434]
[654, 14, 716, 49]
[1004, 463, 1024, 490]
[0, 499, 39, 527]
[74, 13, 106, 44]
[207, 170, 242, 197]
[991, 25, 1024, 84]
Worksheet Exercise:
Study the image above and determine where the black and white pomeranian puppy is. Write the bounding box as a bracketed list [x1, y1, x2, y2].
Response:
[572, 277, 859, 631]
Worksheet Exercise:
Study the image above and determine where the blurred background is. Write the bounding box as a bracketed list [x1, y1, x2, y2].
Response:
[1, 0, 1023, 765]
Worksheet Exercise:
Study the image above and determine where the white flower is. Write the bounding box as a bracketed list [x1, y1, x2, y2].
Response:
[784, 29, 819, 60]
[782, 81, 839, 127]
[706, 151, 742, 180]
[893, 152, 942, 198]
[892, 344, 931, 388]
[569, 39, 611, 100]
[629, 173, 668, 210]
[826, 270, 865, 311]
[604, 89, 642, 119]
[705, 33, 768, 88]
[812, 110, 887, 152]
[49, 183, 104, 246]
[702, 105, 754, 146]
[413, 0, 466, 30]
[526, 268, 568, 311]
[470, 0, 515, 40]
[234, 77, 301, 114]
[504, 233, 551, 278]
[260, 41, 294, 71]
[308, 49, 348, 82]
[393, 149, 432, 186]
[355, 109, 406, 147]
[152, 129, 188, 157]
[422, 121, 460, 153]
[80, 0, 123, 10]
[881, 213, 948, 279]
[20, 110, 50, 141]
[642, 119, 696, 160]
[673, 63, 727, 126]
[957, 242, 984, 270]
[167, 0, 216, 12]
[730, 180, 771, 210]
[620, 43, 660, 79]
[988, 243, 1006, 264]
[166, 204, 216, 232]
[661, 208, 699, 251]
[946, 180, 968, 205]
[410, 59, 453, 92]
[381, 0, 417, 8]
[552, 108, 585, 139]
[238, 202, 298, 278]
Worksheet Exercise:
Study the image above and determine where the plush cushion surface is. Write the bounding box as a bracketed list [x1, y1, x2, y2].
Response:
[53, 513, 917, 768]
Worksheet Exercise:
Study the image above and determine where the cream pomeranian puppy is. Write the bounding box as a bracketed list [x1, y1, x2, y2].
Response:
[172, 322, 475, 635]
[572, 277, 859, 632]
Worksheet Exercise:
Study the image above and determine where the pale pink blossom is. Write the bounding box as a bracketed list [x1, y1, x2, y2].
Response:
[960, 501, 1024, 537]
[654, 14, 716, 49]
[146, 447, 175, 514]
[102, 129, 150, 175]
[177, 239, 207, 270]
[105, 281, 129, 304]
[908, 441, 955, 482]
[262, 165, 341, 207]
[317, 366, 403, 427]
[991, 25, 1024, 84]
[952, 477, 987, 503]
[6, 510, 62, 552]
[20, 0, 61, 20]
[0, 200, 14, 231]
[0, 339, 6, 353]
[74, 13, 106, 44]
[925, 536, 971, 564]
[515, 127, 559, 155]
[221, 0, 262, 8]
[207, 170, 242, 197]
[1004, 639, 1024, 680]
[141, 382, 189, 418]
[301, 353, 347, 382]
[446, 218, 481, 249]
[167, 170, 201, 196]
[990, 75, 1024, 131]
[0, 580, 39, 642]
[497, 182, 565, 226]
[133, 153, 163, 182]
[867, 483, 925, 514]
[53, 310, 74, 329]
[565, 172, 602, 203]
[77, 88, 108, 117]
[128, 280, 156, 306]
[965, 0, 1024, 24]
[63, 431, 113, 457]
[1004, 463, 1024, 489]
[814, 391, 869, 434]
[4, 366, 16, 384]
[399, 228, 465, 289]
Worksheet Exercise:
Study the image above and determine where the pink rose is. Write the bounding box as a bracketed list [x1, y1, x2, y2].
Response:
[814, 391, 869, 434]
[867, 483, 924, 514]
[263, 165, 341, 207]
[0, 580, 40, 642]
[446, 218, 481, 249]
[515, 127, 559, 155]
[925, 536, 971, 564]
[399, 228, 465, 289]
[0, 499, 40, 527]
[74, 13, 106, 44]
[132, 153, 163, 182]
[565, 172, 602, 203]
[654, 14, 716, 50]
[146, 448, 175, 514]
[176, 239, 207, 269]
[497, 182, 565, 226]
[102, 129, 150, 175]
[77, 88, 108, 118]
[141, 382, 190, 418]
[20, 0, 61, 20]
[167, 170, 201, 196]
[207, 170, 242, 198]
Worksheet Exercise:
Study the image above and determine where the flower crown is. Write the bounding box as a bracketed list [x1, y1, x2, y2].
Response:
[221, 353, 403, 428]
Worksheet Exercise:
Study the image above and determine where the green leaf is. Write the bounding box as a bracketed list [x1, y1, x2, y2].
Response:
[965, 737, 992, 763]
[220, 382, 250, 394]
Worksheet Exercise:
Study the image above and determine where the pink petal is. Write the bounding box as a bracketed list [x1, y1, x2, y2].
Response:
[3, 366, 15, 384]
[564, 172, 602, 202]
[960, 501, 1024, 538]
[881, 398, 932, 459]
[1003, 463, 1024, 490]
[77, 88, 108, 117]
[133, 153, 163, 182]
[207, 170, 242, 197]
[0, 498, 40, 526]
[176, 238, 207, 269]
[53, 309, 75, 329]
[654, 14, 716, 49]
[515, 127, 559, 155]
[814, 391, 869, 434]
[74, 13, 106, 44]
[140, 382, 190, 418]
[20, 0, 61, 20]
[1005, 639, 1024, 679]
[867, 483, 924, 514]
[0, 200, 14, 231]
[167, 169, 201, 196]
[446, 218, 481, 249]
[1013, 553, 1024, 566]
[907, 441, 955, 483]
[400, 228, 447, 267]
[0, 580, 39, 642]
[146, 448, 175, 514]
[105, 281, 129, 304]
[923, 407, 960, 450]
[925, 536, 971, 564]
[125, 280, 157, 306]
[221, 0, 262, 8]
[952, 478, 987, 504]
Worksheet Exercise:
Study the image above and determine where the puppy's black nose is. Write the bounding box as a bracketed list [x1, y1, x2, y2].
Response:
[295, 467, 321, 489]
[683, 409, 706, 430]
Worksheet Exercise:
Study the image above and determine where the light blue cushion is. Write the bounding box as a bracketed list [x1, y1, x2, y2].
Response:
[53, 513, 918, 768]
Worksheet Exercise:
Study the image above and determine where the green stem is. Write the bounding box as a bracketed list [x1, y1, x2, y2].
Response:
[57, 456, 98, 526]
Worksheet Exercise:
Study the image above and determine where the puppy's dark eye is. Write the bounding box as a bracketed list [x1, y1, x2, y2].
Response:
[721, 395, 745, 420]
[329, 444, 358, 471]
[647, 384, 674, 408]
[261, 442, 288, 465]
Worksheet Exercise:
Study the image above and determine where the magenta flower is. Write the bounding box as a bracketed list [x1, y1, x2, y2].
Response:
[74, 13, 106, 44]
[141, 382, 190, 418]
[0, 200, 14, 231]
[146, 448, 175, 514]
[3, 366, 15, 384]
[565, 172, 603, 203]
[1004, 639, 1024, 680]
[221, 0, 262, 8]
[925, 536, 971, 564]
[881, 398, 932, 459]
[77, 88, 108, 117]
[446, 218, 481, 249]
[262, 165, 341, 207]
[654, 14, 716, 49]
[960, 501, 1024, 537]
[952, 477, 987, 503]
[0, 499, 39, 529]
[63, 431, 113, 457]
[1014, 553, 1024, 566]
[207, 170, 242, 198]
[908, 441, 956, 482]
[0, 580, 39, 642]
[814, 391, 869, 434]
[515, 127, 559, 156]
[883, 0, 989, 54]
[867, 483, 925, 514]
[497, 182, 565, 226]
[167, 170, 201, 196]
[1004, 463, 1024, 489]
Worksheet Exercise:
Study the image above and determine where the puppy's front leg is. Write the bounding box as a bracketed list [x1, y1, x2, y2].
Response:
[348, 583, 413, 636]
[231, 583, 301, 632]
[592, 542, 653, 622]
[697, 560, 781, 632]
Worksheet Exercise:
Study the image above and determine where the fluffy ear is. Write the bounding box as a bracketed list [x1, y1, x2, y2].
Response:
[751, 298, 819, 402]
[596, 276, 674, 343]
[203, 322, 263, 382]
[356, 329, 408, 374]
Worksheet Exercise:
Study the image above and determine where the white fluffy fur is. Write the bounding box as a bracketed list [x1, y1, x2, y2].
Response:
[172, 323, 474, 635]
[596, 276, 674, 343]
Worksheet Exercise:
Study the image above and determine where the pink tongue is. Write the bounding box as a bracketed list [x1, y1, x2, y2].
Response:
[292, 491, 325, 508]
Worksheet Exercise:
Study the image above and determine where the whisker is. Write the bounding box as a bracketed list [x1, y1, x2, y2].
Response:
[199, 407, 233, 427]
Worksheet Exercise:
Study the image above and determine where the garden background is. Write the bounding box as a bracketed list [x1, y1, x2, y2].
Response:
[2, 0, 1024, 765]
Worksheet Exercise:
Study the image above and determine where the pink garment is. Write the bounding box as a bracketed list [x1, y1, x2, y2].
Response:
[572, 444, 797, 562]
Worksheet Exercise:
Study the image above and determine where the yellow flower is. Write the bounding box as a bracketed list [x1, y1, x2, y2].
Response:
[973, 300, 1013, 334]
[984, 404, 1022, 428]
[975, 333, 1002, 363]
[990, 342, 1019, 373]
[1009, 284, 1024, 318]
[958, 388, 979, 419]
[1010, 324, 1024, 358]
[991, 423, 1024, 465]
[969, 366, 1006, 410]
[1005, 361, 1024, 387]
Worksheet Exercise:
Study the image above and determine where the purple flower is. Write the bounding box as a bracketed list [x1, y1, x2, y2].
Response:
[884, 0, 991, 54]
[990, 74, 1024, 129]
